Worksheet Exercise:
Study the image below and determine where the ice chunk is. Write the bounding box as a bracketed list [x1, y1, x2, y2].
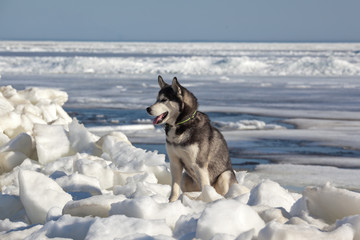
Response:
[145, 165, 172, 185]
[113, 170, 145, 186]
[85, 215, 172, 240]
[18, 170, 72, 224]
[45, 206, 63, 222]
[34, 124, 74, 164]
[235, 230, 256, 240]
[55, 104, 72, 123]
[215, 120, 283, 130]
[181, 193, 206, 208]
[74, 156, 114, 190]
[96, 131, 131, 147]
[0, 92, 14, 115]
[68, 119, 101, 156]
[248, 179, 296, 212]
[0, 151, 28, 174]
[113, 171, 170, 200]
[303, 182, 360, 224]
[39, 211, 172, 240]
[100, 134, 166, 172]
[37, 103, 58, 123]
[55, 172, 102, 196]
[0, 132, 33, 157]
[258, 207, 291, 224]
[0, 218, 27, 233]
[0, 112, 21, 138]
[173, 213, 200, 239]
[258, 221, 354, 240]
[63, 195, 126, 217]
[0, 159, 41, 196]
[0, 224, 42, 240]
[19, 87, 68, 106]
[114, 233, 173, 240]
[335, 215, 360, 240]
[197, 185, 223, 202]
[225, 183, 250, 198]
[0, 131, 10, 147]
[42, 154, 77, 176]
[110, 196, 193, 228]
[114, 180, 171, 200]
[196, 199, 265, 239]
[29, 214, 95, 240]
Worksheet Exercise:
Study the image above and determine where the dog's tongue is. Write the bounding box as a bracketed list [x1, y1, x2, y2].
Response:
[153, 112, 166, 125]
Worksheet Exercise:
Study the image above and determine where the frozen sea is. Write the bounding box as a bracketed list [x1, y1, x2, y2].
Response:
[1, 41, 360, 192]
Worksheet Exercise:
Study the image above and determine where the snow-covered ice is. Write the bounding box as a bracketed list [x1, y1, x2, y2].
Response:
[0, 84, 359, 239]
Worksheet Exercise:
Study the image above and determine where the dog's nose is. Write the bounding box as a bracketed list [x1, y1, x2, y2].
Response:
[146, 107, 151, 114]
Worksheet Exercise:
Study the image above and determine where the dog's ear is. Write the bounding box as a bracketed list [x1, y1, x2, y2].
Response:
[172, 77, 182, 96]
[158, 75, 168, 88]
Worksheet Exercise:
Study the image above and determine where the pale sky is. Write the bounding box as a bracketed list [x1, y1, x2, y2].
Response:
[0, 0, 359, 42]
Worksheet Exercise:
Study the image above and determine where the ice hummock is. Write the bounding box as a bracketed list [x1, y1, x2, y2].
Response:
[1, 85, 360, 239]
[1, 42, 360, 77]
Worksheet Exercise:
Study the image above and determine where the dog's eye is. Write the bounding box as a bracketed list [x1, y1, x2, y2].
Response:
[160, 99, 167, 103]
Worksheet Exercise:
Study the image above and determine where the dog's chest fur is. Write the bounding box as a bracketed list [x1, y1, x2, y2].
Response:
[165, 124, 200, 175]
[165, 125, 190, 145]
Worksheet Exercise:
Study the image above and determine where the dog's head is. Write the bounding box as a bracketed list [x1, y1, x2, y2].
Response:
[146, 76, 197, 126]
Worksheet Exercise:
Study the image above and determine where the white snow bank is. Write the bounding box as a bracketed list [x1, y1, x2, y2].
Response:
[1, 85, 360, 239]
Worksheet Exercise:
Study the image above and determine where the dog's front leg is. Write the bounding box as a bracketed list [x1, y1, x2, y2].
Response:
[196, 167, 210, 190]
[169, 157, 183, 202]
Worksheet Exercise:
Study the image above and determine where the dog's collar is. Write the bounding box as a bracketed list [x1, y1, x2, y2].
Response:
[176, 110, 197, 125]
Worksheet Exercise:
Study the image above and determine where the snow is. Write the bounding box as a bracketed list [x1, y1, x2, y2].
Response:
[0, 85, 359, 239]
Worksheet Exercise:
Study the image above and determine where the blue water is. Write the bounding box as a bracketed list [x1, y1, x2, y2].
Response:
[65, 107, 294, 128]
[66, 107, 360, 171]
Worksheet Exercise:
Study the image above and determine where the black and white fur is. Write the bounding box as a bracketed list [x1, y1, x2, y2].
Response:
[147, 76, 237, 202]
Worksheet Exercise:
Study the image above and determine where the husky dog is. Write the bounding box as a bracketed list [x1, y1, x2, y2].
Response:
[147, 76, 238, 202]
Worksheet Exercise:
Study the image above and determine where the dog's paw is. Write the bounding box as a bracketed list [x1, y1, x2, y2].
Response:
[169, 195, 179, 202]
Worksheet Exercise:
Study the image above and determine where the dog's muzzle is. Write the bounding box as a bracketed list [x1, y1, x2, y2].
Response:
[146, 107, 152, 115]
